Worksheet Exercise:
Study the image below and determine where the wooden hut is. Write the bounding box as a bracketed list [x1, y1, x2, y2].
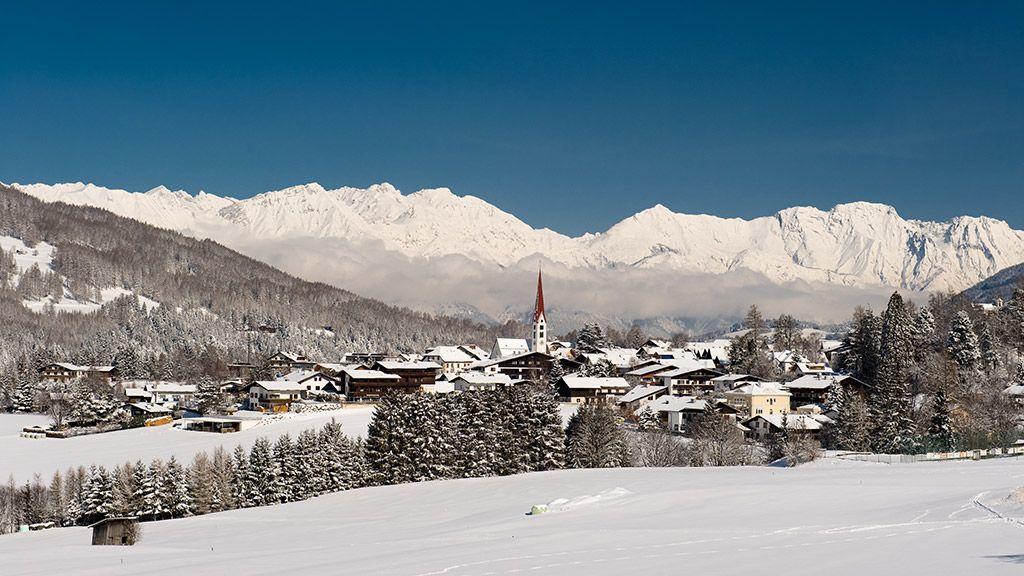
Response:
[90, 517, 139, 546]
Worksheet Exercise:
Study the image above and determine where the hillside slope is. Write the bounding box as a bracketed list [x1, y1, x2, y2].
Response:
[0, 185, 515, 370]
[961, 261, 1024, 302]
[2, 459, 1022, 575]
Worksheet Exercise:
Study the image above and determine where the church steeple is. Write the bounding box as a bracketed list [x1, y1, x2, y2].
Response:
[532, 267, 547, 353]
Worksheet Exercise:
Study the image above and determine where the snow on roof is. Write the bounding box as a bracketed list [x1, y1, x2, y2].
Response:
[786, 374, 846, 390]
[640, 395, 706, 414]
[314, 363, 348, 372]
[129, 402, 171, 414]
[150, 383, 198, 394]
[376, 360, 441, 371]
[560, 376, 630, 390]
[659, 363, 721, 378]
[345, 369, 400, 381]
[795, 362, 831, 374]
[424, 346, 478, 363]
[124, 388, 153, 398]
[745, 413, 830, 430]
[730, 382, 792, 397]
[252, 381, 306, 393]
[451, 372, 513, 385]
[711, 373, 757, 382]
[49, 362, 115, 372]
[626, 363, 673, 377]
[1003, 384, 1024, 396]
[492, 338, 531, 358]
[618, 385, 667, 404]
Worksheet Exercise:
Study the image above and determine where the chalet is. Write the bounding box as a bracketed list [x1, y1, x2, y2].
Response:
[341, 352, 391, 366]
[277, 369, 341, 397]
[265, 352, 316, 375]
[450, 372, 515, 392]
[341, 368, 403, 400]
[39, 362, 116, 383]
[617, 384, 669, 413]
[472, 351, 563, 382]
[123, 388, 153, 403]
[556, 376, 631, 404]
[423, 346, 480, 374]
[1003, 383, 1024, 408]
[724, 382, 791, 416]
[785, 374, 869, 408]
[247, 381, 304, 411]
[579, 347, 641, 374]
[794, 362, 832, 376]
[127, 402, 172, 420]
[625, 362, 677, 383]
[639, 396, 740, 431]
[742, 413, 832, 441]
[491, 338, 530, 359]
[660, 365, 724, 395]
[710, 373, 762, 393]
[374, 360, 442, 391]
[148, 383, 197, 407]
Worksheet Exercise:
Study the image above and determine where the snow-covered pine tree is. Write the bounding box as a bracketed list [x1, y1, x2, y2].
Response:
[947, 310, 981, 373]
[130, 460, 153, 519]
[927, 388, 955, 452]
[161, 456, 192, 518]
[80, 465, 113, 525]
[195, 375, 227, 415]
[292, 428, 321, 499]
[453, 391, 497, 478]
[364, 394, 414, 486]
[231, 445, 251, 508]
[271, 434, 297, 503]
[977, 321, 1000, 374]
[565, 404, 629, 468]
[869, 292, 917, 454]
[526, 387, 566, 471]
[46, 470, 67, 527]
[246, 437, 275, 507]
[143, 460, 169, 520]
[910, 307, 936, 360]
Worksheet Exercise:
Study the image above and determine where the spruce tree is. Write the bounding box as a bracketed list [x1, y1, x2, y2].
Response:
[231, 445, 251, 508]
[869, 293, 917, 454]
[947, 311, 981, 374]
[161, 457, 192, 518]
[927, 389, 955, 452]
[565, 404, 629, 468]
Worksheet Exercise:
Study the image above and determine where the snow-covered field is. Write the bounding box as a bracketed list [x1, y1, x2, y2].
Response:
[0, 404, 580, 482]
[2, 457, 1023, 575]
[0, 407, 375, 481]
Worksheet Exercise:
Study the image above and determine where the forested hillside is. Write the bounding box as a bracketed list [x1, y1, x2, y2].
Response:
[0, 185, 518, 392]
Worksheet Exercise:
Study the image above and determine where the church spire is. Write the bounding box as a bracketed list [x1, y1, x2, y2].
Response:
[533, 266, 545, 323]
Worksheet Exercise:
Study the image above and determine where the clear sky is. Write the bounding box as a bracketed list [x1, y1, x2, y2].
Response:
[1, 1, 1022, 235]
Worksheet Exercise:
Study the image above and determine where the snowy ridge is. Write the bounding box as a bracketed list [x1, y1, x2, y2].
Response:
[11, 181, 1024, 292]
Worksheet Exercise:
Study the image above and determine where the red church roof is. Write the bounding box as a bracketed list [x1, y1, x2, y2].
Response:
[533, 268, 545, 322]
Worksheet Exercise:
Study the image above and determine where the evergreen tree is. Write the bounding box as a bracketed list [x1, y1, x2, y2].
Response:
[246, 437, 275, 507]
[271, 434, 297, 503]
[80, 465, 112, 525]
[977, 321, 999, 374]
[195, 375, 227, 415]
[927, 388, 955, 452]
[869, 293, 917, 454]
[231, 445, 251, 508]
[947, 311, 981, 374]
[837, 395, 871, 451]
[565, 404, 629, 468]
[161, 457, 192, 518]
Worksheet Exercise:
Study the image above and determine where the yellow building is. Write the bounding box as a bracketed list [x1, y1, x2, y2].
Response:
[724, 382, 791, 416]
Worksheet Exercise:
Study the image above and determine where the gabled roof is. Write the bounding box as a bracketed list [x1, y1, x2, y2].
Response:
[640, 395, 706, 414]
[423, 346, 478, 363]
[47, 362, 115, 372]
[345, 369, 400, 381]
[129, 402, 171, 414]
[659, 365, 723, 379]
[743, 413, 831, 430]
[559, 376, 630, 390]
[251, 381, 305, 393]
[150, 383, 197, 394]
[729, 382, 792, 397]
[492, 338, 531, 358]
[451, 372, 513, 386]
[474, 350, 553, 368]
[710, 373, 761, 383]
[375, 360, 442, 371]
[618, 384, 668, 404]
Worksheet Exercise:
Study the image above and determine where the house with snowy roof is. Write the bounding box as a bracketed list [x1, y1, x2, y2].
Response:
[449, 372, 515, 392]
[1002, 383, 1024, 408]
[710, 373, 762, 393]
[246, 381, 305, 411]
[373, 360, 441, 392]
[659, 365, 724, 395]
[491, 338, 531, 359]
[617, 384, 669, 412]
[423, 346, 480, 374]
[724, 382, 791, 416]
[39, 362, 117, 383]
[785, 373, 869, 408]
[555, 375, 631, 404]
[276, 369, 341, 397]
[742, 413, 833, 441]
[266, 352, 316, 375]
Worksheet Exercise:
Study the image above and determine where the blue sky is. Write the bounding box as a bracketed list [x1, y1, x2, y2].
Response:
[1, 1, 1022, 235]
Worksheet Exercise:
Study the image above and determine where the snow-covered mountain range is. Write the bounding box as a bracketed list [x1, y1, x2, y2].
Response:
[13, 180, 1024, 292]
